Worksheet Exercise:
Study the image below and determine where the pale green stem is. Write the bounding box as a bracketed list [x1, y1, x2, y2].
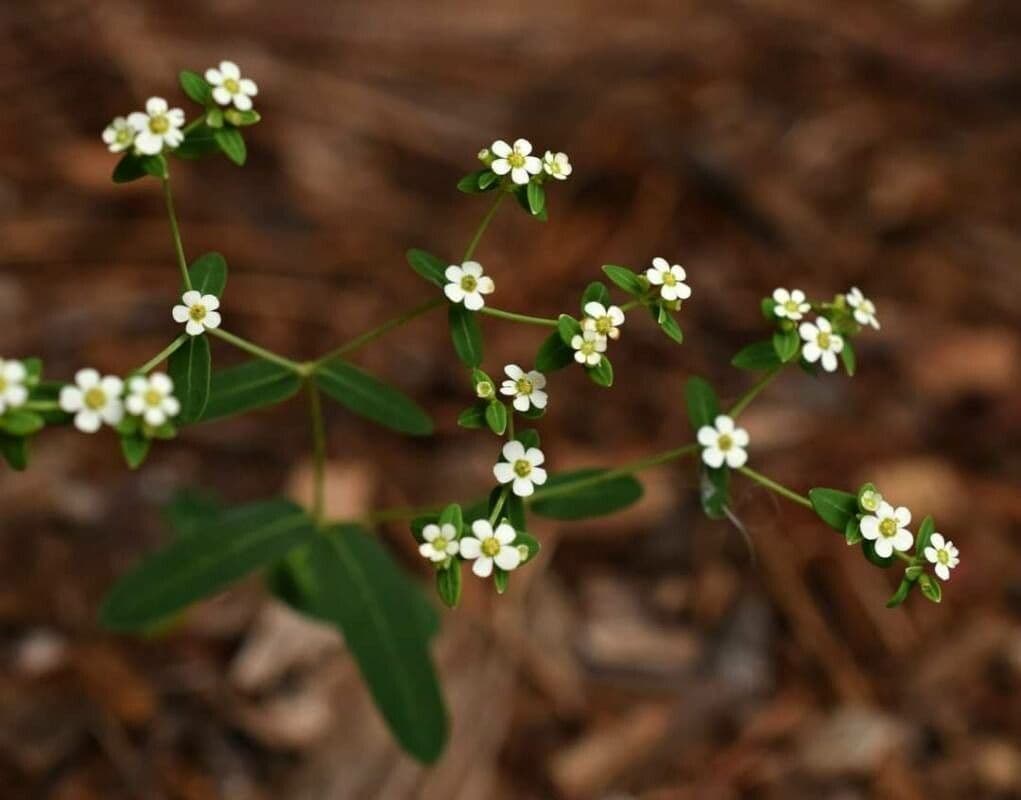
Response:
[479, 307, 558, 327]
[133, 334, 187, 375]
[162, 177, 192, 291]
[208, 328, 307, 374]
[728, 366, 782, 419]
[315, 297, 444, 365]
[306, 380, 327, 522]
[736, 465, 813, 508]
[488, 486, 509, 525]
[462, 193, 506, 262]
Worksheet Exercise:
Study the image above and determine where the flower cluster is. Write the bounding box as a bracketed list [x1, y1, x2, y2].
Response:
[173, 290, 223, 336]
[103, 97, 186, 156]
[698, 414, 749, 469]
[59, 368, 180, 436]
[481, 137, 572, 187]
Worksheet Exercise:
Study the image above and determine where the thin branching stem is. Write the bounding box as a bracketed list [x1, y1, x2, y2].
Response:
[736, 465, 812, 508]
[161, 177, 192, 291]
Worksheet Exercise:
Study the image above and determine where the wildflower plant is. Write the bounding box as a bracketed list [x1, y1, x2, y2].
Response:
[0, 62, 958, 764]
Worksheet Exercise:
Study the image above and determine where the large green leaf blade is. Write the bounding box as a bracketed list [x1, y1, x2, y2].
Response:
[405, 249, 447, 288]
[168, 335, 211, 423]
[809, 487, 859, 532]
[189, 252, 228, 297]
[310, 526, 448, 762]
[100, 499, 316, 631]
[531, 468, 643, 520]
[314, 358, 433, 436]
[200, 359, 302, 422]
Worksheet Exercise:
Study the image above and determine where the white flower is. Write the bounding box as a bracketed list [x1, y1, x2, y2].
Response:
[172, 291, 222, 336]
[500, 364, 547, 412]
[490, 138, 542, 185]
[443, 261, 494, 310]
[0, 359, 29, 415]
[582, 302, 625, 340]
[846, 287, 880, 330]
[543, 151, 572, 180]
[646, 257, 692, 302]
[125, 372, 180, 427]
[860, 501, 913, 558]
[102, 116, 135, 154]
[419, 523, 460, 563]
[204, 60, 258, 111]
[571, 329, 607, 366]
[924, 533, 959, 581]
[697, 414, 749, 469]
[493, 440, 547, 497]
[459, 519, 521, 578]
[127, 97, 185, 156]
[798, 316, 844, 372]
[59, 369, 124, 434]
[859, 488, 883, 513]
[772, 287, 810, 321]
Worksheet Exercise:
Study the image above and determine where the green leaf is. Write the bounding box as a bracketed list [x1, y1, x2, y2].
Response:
[485, 401, 507, 435]
[188, 252, 227, 297]
[601, 265, 644, 297]
[457, 403, 487, 429]
[654, 304, 684, 344]
[841, 340, 857, 376]
[581, 281, 610, 310]
[700, 466, 730, 519]
[100, 499, 316, 631]
[494, 569, 510, 594]
[112, 153, 165, 183]
[438, 502, 463, 535]
[29, 382, 71, 424]
[535, 331, 574, 372]
[587, 355, 613, 387]
[448, 304, 483, 367]
[405, 248, 447, 288]
[514, 185, 547, 221]
[863, 539, 896, 568]
[179, 70, 212, 105]
[310, 526, 448, 762]
[456, 169, 497, 194]
[0, 410, 44, 436]
[526, 181, 546, 216]
[315, 358, 433, 436]
[515, 427, 541, 449]
[176, 125, 219, 159]
[732, 340, 782, 371]
[886, 576, 914, 608]
[809, 488, 859, 533]
[773, 329, 801, 363]
[163, 488, 223, 537]
[213, 127, 246, 165]
[200, 360, 302, 422]
[531, 469, 643, 520]
[119, 432, 150, 470]
[168, 335, 211, 424]
[436, 562, 462, 609]
[918, 573, 942, 603]
[761, 297, 779, 321]
[685, 376, 719, 430]
[0, 434, 28, 470]
[513, 530, 540, 563]
[224, 108, 261, 127]
[915, 516, 935, 556]
[205, 107, 224, 128]
[845, 516, 863, 545]
[557, 314, 582, 346]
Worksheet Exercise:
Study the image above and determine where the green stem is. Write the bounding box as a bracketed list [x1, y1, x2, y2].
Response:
[208, 328, 306, 374]
[133, 334, 187, 375]
[736, 465, 812, 508]
[23, 400, 60, 411]
[162, 177, 192, 291]
[315, 297, 444, 365]
[488, 486, 509, 525]
[479, 306, 559, 328]
[306, 380, 327, 522]
[463, 193, 506, 262]
[619, 299, 644, 312]
[728, 366, 782, 419]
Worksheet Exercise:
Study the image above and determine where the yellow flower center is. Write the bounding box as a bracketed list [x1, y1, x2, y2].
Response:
[663, 273, 677, 286]
[433, 536, 448, 552]
[513, 459, 532, 478]
[817, 332, 831, 349]
[595, 316, 612, 334]
[189, 304, 207, 322]
[937, 549, 949, 565]
[879, 518, 897, 538]
[144, 389, 163, 407]
[84, 388, 107, 410]
[0, 377, 6, 392]
[149, 114, 169, 134]
[580, 340, 597, 355]
[224, 78, 240, 94]
[116, 127, 133, 145]
[508, 152, 525, 168]
[515, 377, 533, 395]
[482, 537, 501, 557]
[784, 300, 800, 313]
[460, 275, 477, 292]
[718, 434, 733, 452]
[476, 381, 493, 398]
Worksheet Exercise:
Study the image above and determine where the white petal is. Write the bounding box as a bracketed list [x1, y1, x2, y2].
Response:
[660, 284, 678, 301]
[493, 462, 515, 484]
[472, 557, 494, 578]
[530, 390, 547, 409]
[675, 282, 692, 300]
[4, 361, 26, 382]
[463, 292, 484, 310]
[652, 257, 669, 271]
[924, 547, 937, 563]
[186, 320, 205, 336]
[150, 373, 172, 393]
[645, 268, 664, 285]
[513, 395, 529, 412]
[502, 440, 526, 462]
[205, 68, 223, 84]
[929, 533, 945, 550]
[462, 261, 483, 277]
[731, 428, 750, 447]
[126, 395, 145, 415]
[523, 156, 542, 174]
[202, 294, 220, 311]
[239, 78, 258, 96]
[608, 307, 625, 325]
[725, 447, 748, 468]
[459, 537, 481, 559]
[100, 376, 123, 397]
[510, 167, 530, 185]
[182, 290, 202, 305]
[802, 342, 821, 363]
[172, 305, 190, 323]
[419, 542, 435, 559]
[772, 288, 790, 303]
[471, 519, 493, 538]
[529, 372, 546, 388]
[75, 410, 102, 433]
[422, 523, 439, 542]
[512, 138, 532, 156]
[530, 466, 547, 486]
[816, 317, 832, 333]
[490, 140, 511, 157]
[145, 96, 168, 114]
[935, 563, 950, 581]
[873, 538, 894, 558]
[144, 407, 165, 426]
[4, 386, 26, 407]
[894, 506, 912, 527]
[59, 386, 82, 412]
[714, 415, 734, 433]
[495, 523, 516, 544]
[697, 426, 717, 446]
[444, 284, 465, 303]
[494, 545, 521, 571]
[100, 401, 123, 425]
[220, 61, 241, 79]
[163, 397, 180, 417]
[75, 368, 100, 389]
[126, 112, 150, 132]
[860, 516, 879, 539]
[203, 311, 222, 329]
[892, 529, 913, 552]
[476, 276, 495, 294]
[504, 364, 524, 380]
[133, 131, 163, 155]
[525, 448, 544, 467]
[500, 381, 517, 397]
[584, 302, 607, 319]
[512, 477, 535, 497]
[490, 158, 511, 175]
[798, 322, 818, 341]
[820, 351, 837, 372]
[233, 93, 253, 111]
[702, 448, 725, 469]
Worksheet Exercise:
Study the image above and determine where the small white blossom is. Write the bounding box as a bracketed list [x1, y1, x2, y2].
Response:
[697, 414, 749, 469]
[924, 533, 959, 581]
[0, 359, 29, 414]
[582, 302, 625, 340]
[125, 372, 180, 427]
[500, 364, 547, 412]
[127, 97, 185, 156]
[490, 138, 542, 185]
[860, 501, 913, 558]
[59, 369, 124, 434]
[571, 329, 606, 366]
[846, 287, 880, 330]
[443, 261, 494, 310]
[859, 488, 883, 513]
[102, 116, 135, 154]
[799, 316, 844, 372]
[205, 60, 258, 111]
[493, 440, 547, 497]
[172, 291, 222, 336]
[543, 151, 572, 180]
[772, 287, 810, 321]
[419, 523, 460, 563]
[646, 257, 691, 302]
[459, 519, 521, 577]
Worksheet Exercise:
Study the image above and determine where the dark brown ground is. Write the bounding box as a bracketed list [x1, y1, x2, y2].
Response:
[1, 1, 1020, 798]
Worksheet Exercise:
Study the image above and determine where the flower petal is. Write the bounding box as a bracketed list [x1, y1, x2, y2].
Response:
[494, 545, 521, 571]
[472, 556, 494, 578]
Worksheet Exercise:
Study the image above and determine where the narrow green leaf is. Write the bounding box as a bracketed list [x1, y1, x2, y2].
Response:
[526, 181, 545, 215]
[809, 488, 859, 533]
[886, 577, 914, 608]
[100, 499, 316, 630]
[685, 376, 719, 430]
[141, 154, 168, 179]
[438, 503, 463, 535]
[214, 127, 246, 165]
[915, 516, 936, 556]
[120, 433, 150, 470]
[0, 434, 28, 470]
[918, 573, 942, 603]
[112, 153, 162, 183]
[531, 469, 643, 520]
[176, 125, 219, 159]
[0, 410, 44, 436]
[163, 488, 223, 537]
[514, 185, 547, 221]
[485, 401, 507, 435]
[515, 428, 541, 449]
[587, 355, 613, 387]
[773, 329, 801, 363]
[732, 340, 782, 371]
[200, 360, 302, 422]
[494, 569, 510, 594]
[581, 281, 610, 309]
[845, 516, 863, 545]
[655, 304, 684, 344]
[700, 466, 730, 519]
[557, 314, 582, 346]
[513, 530, 540, 563]
[205, 107, 224, 128]
[405, 248, 447, 288]
[436, 561, 462, 609]
[179, 70, 212, 104]
[456, 169, 496, 194]
[535, 331, 574, 372]
[457, 403, 487, 429]
[315, 358, 433, 436]
[189, 252, 227, 297]
[601, 265, 644, 297]
[224, 108, 261, 127]
[168, 335, 211, 424]
[841, 340, 857, 376]
[448, 304, 483, 367]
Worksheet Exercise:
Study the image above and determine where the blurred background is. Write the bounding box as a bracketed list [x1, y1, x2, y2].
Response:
[1, 1, 1020, 798]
